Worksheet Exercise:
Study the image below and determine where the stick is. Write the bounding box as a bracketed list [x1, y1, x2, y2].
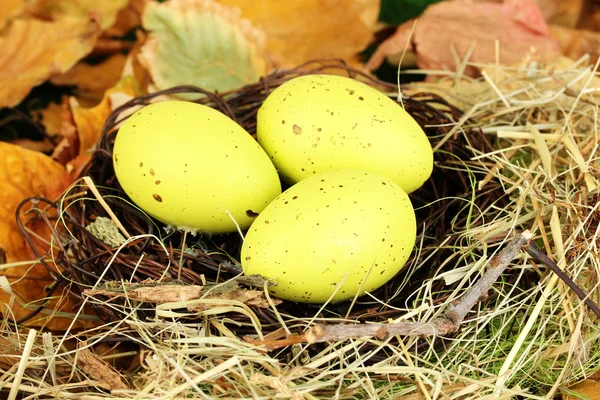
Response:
[305, 231, 533, 343]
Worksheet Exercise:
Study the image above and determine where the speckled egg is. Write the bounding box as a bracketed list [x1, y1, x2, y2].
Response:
[112, 101, 281, 233]
[257, 74, 433, 193]
[241, 169, 416, 303]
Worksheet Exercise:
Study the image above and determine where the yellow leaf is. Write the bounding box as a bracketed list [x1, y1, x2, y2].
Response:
[217, 0, 380, 67]
[69, 74, 140, 163]
[27, 0, 129, 30]
[32, 96, 69, 139]
[50, 53, 128, 104]
[563, 379, 600, 399]
[0, 142, 76, 330]
[138, 0, 269, 96]
[0, 0, 26, 30]
[0, 17, 101, 108]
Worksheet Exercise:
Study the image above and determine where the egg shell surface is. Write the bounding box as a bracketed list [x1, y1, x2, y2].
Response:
[257, 74, 434, 193]
[241, 169, 417, 303]
[113, 101, 281, 233]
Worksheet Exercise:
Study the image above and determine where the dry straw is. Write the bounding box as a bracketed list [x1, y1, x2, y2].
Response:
[1, 57, 600, 398]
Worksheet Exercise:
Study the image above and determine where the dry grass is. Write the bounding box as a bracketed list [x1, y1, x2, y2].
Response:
[2, 55, 600, 399]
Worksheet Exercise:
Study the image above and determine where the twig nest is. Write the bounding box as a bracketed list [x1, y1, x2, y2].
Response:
[241, 169, 417, 303]
[112, 100, 282, 233]
[257, 74, 434, 193]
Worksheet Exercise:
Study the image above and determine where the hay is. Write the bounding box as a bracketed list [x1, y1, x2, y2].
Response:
[2, 57, 600, 398]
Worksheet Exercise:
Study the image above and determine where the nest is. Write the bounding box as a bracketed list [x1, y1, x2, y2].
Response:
[21, 60, 498, 320]
[8, 58, 600, 398]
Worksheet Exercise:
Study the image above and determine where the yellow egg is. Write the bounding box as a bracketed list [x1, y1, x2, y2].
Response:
[113, 101, 281, 233]
[241, 169, 416, 303]
[257, 74, 434, 193]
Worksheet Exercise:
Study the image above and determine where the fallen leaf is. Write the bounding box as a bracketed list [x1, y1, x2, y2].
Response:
[366, 0, 560, 76]
[68, 74, 139, 166]
[9, 138, 55, 153]
[27, 0, 129, 30]
[578, 2, 600, 31]
[50, 53, 128, 104]
[550, 24, 600, 65]
[32, 96, 70, 139]
[535, 0, 585, 28]
[217, 0, 380, 67]
[0, 0, 26, 30]
[0, 142, 77, 330]
[0, 17, 101, 108]
[102, 0, 145, 38]
[563, 378, 600, 399]
[138, 0, 269, 96]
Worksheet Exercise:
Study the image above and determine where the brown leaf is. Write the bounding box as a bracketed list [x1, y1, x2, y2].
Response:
[27, 0, 129, 30]
[50, 53, 128, 104]
[366, 0, 560, 76]
[550, 24, 600, 65]
[563, 378, 600, 399]
[218, 0, 380, 67]
[68, 74, 139, 163]
[536, 0, 585, 28]
[32, 97, 70, 139]
[102, 0, 145, 38]
[9, 138, 55, 153]
[0, 142, 81, 330]
[0, 17, 101, 108]
[0, 0, 26, 30]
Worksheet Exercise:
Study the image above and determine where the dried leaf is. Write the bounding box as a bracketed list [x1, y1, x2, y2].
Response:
[50, 53, 128, 103]
[77, 343, 129, 391]
[0, 0, 26, 30]
[366, 0, 560, 76]
[27, 0, 129, 30]
[32, 97, 70, 139]
[85, 283, 205, 303]
[217, 0, 380, 67]
[138, 0, 269, 96]
[68, 74, 139, 166]
[9, 138, 55, 153]
[0, 142, 79, 330]
[0, 17, 101, 108]
[550, 24, 600, 65]
[103, 0, 145, 38]
[536, 0, 585, 28]
[563, 379, 600, 399]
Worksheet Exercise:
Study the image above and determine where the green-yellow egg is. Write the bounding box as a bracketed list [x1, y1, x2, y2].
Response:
[257, 74, 433, 193]
[241, 169, 416, 303]
[113, 100, 281, 233]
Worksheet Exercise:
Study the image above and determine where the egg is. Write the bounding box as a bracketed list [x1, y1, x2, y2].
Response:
[257, 74, 434, 193]
[241, 169, 416, 303]
[112, 100, 281, 233]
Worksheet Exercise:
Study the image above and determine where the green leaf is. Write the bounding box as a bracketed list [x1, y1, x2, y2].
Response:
[379, 0, 442, 25]
[138, 0, 269, 97]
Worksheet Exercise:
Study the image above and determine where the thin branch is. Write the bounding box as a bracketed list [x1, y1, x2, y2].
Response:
[305, 231, 533, 343]
[524, 241, 600, 318]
